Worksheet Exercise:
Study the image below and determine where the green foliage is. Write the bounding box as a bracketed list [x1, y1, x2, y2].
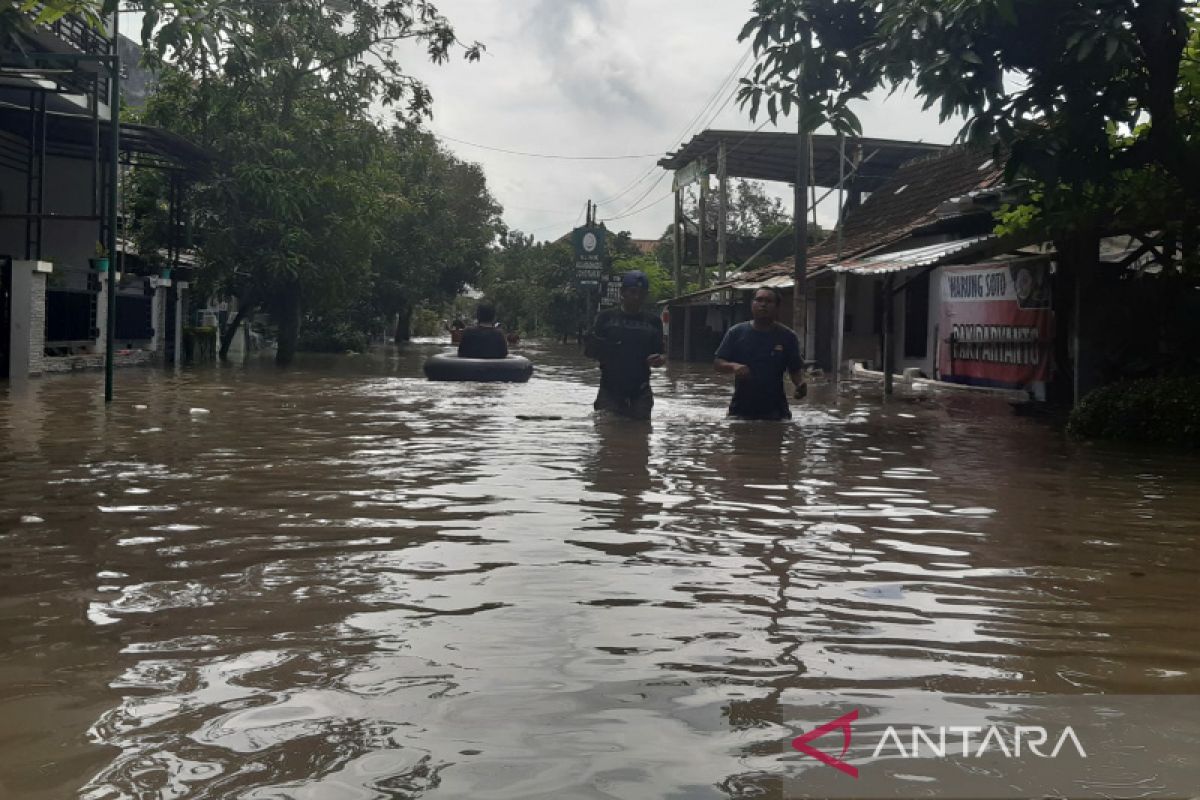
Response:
[739, 1, 1200, 264]
[611, 254, 674, 304]
[297, 319, 369, 354]
[372, 127, 504, 337]
[410, 307, 444, 338]
[128, 0, 493, 362]
[479, 231, 578, 335]
[1068, 376, 1200, 448]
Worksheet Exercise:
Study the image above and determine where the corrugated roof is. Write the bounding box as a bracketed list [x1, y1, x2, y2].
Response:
[674, 145, 1004, 298]
[732, 274, 795, 289]
[831, 235, 996, 274]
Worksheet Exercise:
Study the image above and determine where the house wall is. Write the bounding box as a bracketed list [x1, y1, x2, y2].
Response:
[835, 268, 941, 377]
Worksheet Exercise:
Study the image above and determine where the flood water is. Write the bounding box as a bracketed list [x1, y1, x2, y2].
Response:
[1, 340, 1199, 799]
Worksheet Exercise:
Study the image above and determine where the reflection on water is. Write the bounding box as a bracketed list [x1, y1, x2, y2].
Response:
[2, 341, 1199, 799]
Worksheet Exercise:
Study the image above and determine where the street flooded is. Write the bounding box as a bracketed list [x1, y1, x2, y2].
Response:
[2, 341, 1199, 799]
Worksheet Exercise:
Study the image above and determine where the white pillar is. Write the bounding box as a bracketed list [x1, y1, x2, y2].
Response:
[833, 272, 847, 381]
[150, 276, 171, 362]
[9, 260, 52, 377]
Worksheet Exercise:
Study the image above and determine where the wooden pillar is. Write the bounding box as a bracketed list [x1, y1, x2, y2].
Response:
[683, 304, 693, 362]
[793, 96, 810, 349]
[698, 174, 708, 289]
[673, 189, 683, 295]
[834, 272, 847, 382]
[883, 273, 895, 395]
[717, 141, 728, 283]
[174, 281, 186, 370]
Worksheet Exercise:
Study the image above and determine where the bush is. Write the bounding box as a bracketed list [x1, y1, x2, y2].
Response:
[297, 321, 369, 353]
[1067, 376, 1200, 448]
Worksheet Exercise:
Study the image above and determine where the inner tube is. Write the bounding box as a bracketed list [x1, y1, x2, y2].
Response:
[423, 353, 533, 383]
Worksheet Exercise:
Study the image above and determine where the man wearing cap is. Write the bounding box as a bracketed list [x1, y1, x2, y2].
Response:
[584, 271, 666, 420]
[714, 286, 806, 420]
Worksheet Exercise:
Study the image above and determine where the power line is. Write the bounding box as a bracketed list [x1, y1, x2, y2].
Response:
[432, 132, 661, 161]
[602, 189, 673, 222]
[593, 46, 752, 207]
[598, 54, 756, 221]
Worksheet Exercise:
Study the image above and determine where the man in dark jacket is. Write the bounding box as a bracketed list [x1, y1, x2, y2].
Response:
[584, 271, 665, 420]
[458, 304, 508, 359]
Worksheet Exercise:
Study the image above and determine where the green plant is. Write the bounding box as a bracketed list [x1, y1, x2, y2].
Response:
[1068, 376, 1200, 448]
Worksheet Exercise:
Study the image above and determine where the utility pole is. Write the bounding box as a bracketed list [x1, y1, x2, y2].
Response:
[697, 173, 708, 289]
[717, 141, 728, 283]
[792, 81, 809, 352]
[673, 189, 683, 295]
[104, 9, 121, 403]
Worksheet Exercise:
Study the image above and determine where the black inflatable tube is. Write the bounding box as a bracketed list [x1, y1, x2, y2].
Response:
[423, 353, 533, 383]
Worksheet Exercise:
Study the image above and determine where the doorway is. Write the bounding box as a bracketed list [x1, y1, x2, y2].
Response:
[1, 257, 11, 379]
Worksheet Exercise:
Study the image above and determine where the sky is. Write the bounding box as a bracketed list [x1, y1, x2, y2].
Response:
[401, 0, 967, 242]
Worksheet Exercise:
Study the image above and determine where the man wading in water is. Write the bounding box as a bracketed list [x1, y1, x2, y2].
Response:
[714, 286, 806, 420]
[585, 271, 666, 420]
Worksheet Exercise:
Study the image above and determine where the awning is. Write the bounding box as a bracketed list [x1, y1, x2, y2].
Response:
[731, 274, 794, 290]
[829, 235, 996, 275]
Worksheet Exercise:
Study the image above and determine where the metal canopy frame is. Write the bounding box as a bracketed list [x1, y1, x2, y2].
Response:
[0, 103, 212, 175]
[658, 130, 947, 193]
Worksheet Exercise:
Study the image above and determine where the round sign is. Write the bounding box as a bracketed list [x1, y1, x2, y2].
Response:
[582, 232, 597, 252]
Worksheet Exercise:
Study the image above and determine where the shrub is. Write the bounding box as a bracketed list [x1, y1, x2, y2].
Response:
[1067, 376, 1200, 448]
[298, 321, 368, 353]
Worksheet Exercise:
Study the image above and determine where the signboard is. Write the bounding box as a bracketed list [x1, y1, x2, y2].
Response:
[572, 224, 607, 289]
[938, 260, 1054, 391]
[672, 158, 707, 191]
[601, 275, 622, 307]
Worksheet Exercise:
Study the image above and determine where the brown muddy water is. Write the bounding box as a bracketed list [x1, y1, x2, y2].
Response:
[1, 340, 1198, 799]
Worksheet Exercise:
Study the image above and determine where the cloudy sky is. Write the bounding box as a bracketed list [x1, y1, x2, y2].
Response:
[401, 0, 968, 242]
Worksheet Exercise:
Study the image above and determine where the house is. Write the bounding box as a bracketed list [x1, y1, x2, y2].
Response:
[660, 141, 1005, 373]
[1, 14, 209, 381]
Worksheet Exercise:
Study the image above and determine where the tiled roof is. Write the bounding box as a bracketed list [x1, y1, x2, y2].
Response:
[728, 145, 1004, 285]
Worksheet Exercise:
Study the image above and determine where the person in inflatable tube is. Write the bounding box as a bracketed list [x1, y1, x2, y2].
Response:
[584, 271, 666, 420]
[458, 304, 508, 359]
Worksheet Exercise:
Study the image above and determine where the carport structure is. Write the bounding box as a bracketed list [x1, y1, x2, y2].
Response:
[657, 127, 947, 358]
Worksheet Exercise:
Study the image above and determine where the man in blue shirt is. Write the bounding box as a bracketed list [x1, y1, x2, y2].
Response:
[585, 271, 665, 420]
[714, 287, 806, 420]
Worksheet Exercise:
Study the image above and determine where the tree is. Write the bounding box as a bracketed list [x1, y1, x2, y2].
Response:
[739, 0, 1200, 394]
[479, 231, 577, 335]
[373, 128, 503, 342]
[131, 0, 483, 365]
[737, 1, 1200, 262]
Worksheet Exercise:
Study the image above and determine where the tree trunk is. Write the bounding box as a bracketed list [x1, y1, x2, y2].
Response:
[1050, 224, 1101, 407]
[274, 281, 302, 366]
[393, 304, 413, 343]
[219, 301, 256, 361]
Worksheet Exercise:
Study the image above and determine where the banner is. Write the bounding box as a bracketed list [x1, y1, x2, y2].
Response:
[937, 260, 1054, 391]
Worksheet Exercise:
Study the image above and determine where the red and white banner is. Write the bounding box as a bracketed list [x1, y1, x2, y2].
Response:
[938, 261, 1054, 390]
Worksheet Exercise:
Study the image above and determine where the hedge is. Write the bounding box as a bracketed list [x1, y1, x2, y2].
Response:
[1067, 376, 1200, 448]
